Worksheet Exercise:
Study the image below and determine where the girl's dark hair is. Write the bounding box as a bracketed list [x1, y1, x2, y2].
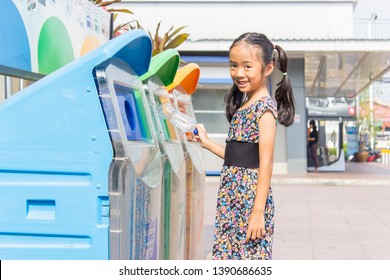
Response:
[224, 32, 295, 126]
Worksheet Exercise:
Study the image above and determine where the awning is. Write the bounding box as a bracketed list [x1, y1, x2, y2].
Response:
[180, 38, 390, 98]
[287, 39, 390, 98]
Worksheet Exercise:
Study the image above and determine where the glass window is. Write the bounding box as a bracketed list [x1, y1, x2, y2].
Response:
[191, 89, 230, 134]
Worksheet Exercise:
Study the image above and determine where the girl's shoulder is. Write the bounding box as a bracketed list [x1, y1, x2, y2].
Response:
[256, 95, 278, 119]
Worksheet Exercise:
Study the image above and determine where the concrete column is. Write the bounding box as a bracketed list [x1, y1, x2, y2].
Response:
[286, 58, 307, 174]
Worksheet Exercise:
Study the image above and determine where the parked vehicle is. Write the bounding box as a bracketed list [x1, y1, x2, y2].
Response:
[367, 150, 381, 162]
[348, 145, 382, 162]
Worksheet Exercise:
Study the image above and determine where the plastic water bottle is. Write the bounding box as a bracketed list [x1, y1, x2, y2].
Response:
[160, 103, 198, 135]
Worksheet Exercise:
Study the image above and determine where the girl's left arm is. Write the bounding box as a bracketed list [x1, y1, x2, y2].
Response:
[245, 111, 276, 242]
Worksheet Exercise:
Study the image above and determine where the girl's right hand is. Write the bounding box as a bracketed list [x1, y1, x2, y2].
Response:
[193, 123, 209, 148]
[193, 124, 225, 159]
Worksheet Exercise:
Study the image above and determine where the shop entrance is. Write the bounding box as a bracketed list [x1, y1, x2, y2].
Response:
[306, 118, 346, 172]
[306, 97, 356, 172]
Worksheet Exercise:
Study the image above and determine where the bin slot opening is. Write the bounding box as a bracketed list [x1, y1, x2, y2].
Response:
[114, 84, 144, 141]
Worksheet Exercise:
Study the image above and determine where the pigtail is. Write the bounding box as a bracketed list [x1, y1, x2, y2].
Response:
[274, 45, 295, 127]
[224, 84, 244, 123]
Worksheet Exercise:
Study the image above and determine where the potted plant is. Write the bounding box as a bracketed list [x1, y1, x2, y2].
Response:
[354, 115, 371, 162]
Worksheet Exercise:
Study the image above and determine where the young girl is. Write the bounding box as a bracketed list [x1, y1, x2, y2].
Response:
[194, 32, 295, 260]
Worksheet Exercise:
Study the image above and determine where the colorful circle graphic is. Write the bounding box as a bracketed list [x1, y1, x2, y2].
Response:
[80, 35, 101, 56]
[0, 1, 31, 71]
[38, 17, 74, 75]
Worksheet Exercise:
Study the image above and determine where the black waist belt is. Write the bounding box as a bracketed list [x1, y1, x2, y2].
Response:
[224, 141, 259, 168]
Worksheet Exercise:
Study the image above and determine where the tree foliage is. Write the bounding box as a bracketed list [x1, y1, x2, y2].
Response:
[129, 21, 189, 56]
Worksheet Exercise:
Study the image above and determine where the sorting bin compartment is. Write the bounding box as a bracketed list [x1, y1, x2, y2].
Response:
[174, 91, 205, 174]
[114, 84, 144, 141]
[146, 77, 185, 177]
[95, 57, 163, 260]
[144, 76, 187, 260]
[170, 87, 206, 260]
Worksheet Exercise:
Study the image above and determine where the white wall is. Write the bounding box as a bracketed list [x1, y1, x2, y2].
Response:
[198, 66, 230, 81]
[114, 0, 355, 48]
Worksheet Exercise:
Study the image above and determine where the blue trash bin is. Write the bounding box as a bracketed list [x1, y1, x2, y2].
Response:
[0, 29, 163, 260]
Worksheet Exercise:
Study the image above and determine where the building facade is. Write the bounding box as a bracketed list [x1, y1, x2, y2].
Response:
[2, 0, 390, 174]
[112, 0, 390, 174]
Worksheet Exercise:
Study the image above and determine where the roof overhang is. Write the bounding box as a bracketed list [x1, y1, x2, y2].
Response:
[179, 38, 390, 98]
[279, 39, 390, 98]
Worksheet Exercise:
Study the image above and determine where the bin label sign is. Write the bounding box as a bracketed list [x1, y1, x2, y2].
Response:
[347, 126, 358, 156]
[0, 0, 111, 74]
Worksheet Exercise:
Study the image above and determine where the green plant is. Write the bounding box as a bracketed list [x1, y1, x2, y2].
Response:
[90, 0, 120, 7]
[90, 1, 189, 56]
[128, 20, 189, 56]
[356, 90, 376, 152]
[355, 114, 372, 152]
[328, 147, 337, 156]
[343, 142, 348, 158]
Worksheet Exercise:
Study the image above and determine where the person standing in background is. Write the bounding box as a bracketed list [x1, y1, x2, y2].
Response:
[308, 120, 320, 172]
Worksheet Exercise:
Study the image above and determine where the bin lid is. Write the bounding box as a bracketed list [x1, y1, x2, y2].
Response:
[166, 63, 200, 94]
[140, 49, 180, 86]
[107, 30, 152, 77]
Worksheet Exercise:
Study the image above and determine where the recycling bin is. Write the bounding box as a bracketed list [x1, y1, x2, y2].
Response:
[141, 49, 187, 260]
[95, 56, 164, 259]
[167, 63, 206, 260]
[0, 30, 160, 259]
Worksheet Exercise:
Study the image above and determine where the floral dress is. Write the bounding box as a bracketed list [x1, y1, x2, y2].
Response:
[212, 95, 278, 260]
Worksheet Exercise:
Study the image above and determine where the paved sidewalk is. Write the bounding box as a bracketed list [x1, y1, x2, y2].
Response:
[203, 162, 390, 259]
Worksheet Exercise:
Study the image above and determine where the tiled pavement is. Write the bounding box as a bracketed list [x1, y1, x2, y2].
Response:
[203, 162, 390, 260]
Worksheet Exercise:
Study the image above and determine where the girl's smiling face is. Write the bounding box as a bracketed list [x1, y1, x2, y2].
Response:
[229, 42, 273, 95]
